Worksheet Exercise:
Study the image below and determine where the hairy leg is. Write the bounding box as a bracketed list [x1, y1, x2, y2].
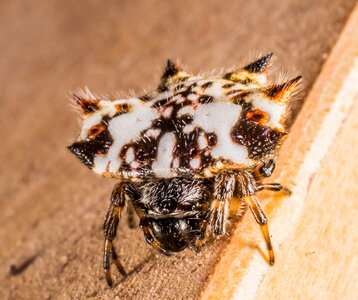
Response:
[208, 173, 236, 235]
[126, 204, 136, 229]
[103, 182, 128, 287]
[228, 197, 247, 220]
[256, 182, 291, 194]
[245, 195, 275, 265]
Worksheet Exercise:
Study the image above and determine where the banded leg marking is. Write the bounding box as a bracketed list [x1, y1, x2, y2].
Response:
[256, 182, 291, 194]
[245, 195, 275, 265]
[103, 182, 128, 287]
[209, 173, 236, 235]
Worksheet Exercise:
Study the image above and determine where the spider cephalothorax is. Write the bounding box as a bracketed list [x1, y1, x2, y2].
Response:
[68, 53, 301, 287]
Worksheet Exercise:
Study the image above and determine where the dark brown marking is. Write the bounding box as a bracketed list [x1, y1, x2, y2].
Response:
[231, 118, 285, 159]
[153, 98, 171, 108]
[88, 124, 105, 139]
[231, 91, 251, 105]
[73, 93, 100, 115]
[207, 133, 217, 147]
[162, 59, 180, 79]
[235, 78, 252, 85]
[243, 53, 273, 73]
[245, 109, 269, 124]
[174, 83, 185, 91]
[158, 59, 182, 92]
[114, 103, 130, 113]
[198, 95, 214, 104]
[266, 76, 302, 98]
[225, 89, 243, 96]
[67, 116, 113, 168]
[173, 130, 200, 168]
[222, 83, 235, 89]
[202, 81, 213, 88]
[135, 136, 159, 162]
[191, 82, 198, 87]
[223, 72, 234, 80]
[139, 94, 152, 101]
[179, 90, 195, 98]
[109, 87, 221, 175]
[178, 76, 190, 83]
[178, 83, 197, 98]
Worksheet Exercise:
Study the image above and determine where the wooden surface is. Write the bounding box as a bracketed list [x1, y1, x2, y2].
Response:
[0, 1, 356, 299]
[201, 5, 358, 298]
[255, 9, 358, 300]
[255, 79, 358, 300]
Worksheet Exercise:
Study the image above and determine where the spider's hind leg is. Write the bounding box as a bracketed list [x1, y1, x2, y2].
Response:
[103, 182, 129, 287]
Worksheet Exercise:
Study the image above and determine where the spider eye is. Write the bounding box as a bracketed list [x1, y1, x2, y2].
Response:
[245, 109, 269, 124]
[88, 124, 105, 139]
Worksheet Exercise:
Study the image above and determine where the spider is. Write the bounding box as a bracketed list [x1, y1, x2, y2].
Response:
[68, 54, 300, 286]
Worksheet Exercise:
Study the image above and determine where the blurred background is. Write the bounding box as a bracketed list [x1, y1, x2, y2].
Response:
[0, 1, 356, 299]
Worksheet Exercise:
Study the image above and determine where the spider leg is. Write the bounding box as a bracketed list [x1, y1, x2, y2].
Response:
[256, 183, 291, 195]
[103, 182, 128, 288]
[126, 204, 136, 229]
[244, 194, 275, 265]
[208, 173, 236, 235]
[227, 195, 248, 220]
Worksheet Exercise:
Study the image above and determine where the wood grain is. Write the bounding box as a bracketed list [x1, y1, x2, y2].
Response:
[255, 77, 358, 300]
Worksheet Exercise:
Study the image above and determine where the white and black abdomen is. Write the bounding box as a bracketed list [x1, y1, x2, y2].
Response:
[67, 56, 302, 287]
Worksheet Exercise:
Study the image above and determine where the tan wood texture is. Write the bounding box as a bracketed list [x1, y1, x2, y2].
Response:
[255, 75, 358, 300]
[201, 5, 358, 299]
[0, 1, 356, 299]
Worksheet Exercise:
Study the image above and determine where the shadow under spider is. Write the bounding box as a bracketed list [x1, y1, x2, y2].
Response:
[114, 252, 157, 286]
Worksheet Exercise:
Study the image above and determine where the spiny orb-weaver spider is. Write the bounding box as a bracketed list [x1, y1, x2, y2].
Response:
[68, 54, 301, 287]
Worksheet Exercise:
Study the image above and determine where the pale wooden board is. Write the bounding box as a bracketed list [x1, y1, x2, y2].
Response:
[255, 85, 358, 300]
[200, 4, 358, 299]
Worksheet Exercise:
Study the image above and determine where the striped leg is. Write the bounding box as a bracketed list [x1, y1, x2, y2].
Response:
[256, 182, 291, 194]
[245, 195, 275, 265]
[209, 173, 236, 236]
[103, 182, 128, 287]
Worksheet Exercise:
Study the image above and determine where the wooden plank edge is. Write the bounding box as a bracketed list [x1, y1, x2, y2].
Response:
[200, 4, 358, 300]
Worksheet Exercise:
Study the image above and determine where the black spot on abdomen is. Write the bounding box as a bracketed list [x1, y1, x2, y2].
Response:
[67, 126, 113, 169]
[231, 118, 285, 159]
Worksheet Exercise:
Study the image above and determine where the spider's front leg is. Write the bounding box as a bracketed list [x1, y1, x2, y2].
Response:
[244, 194, 275, 265]
[256, 182, 291, 194]
[208, 173, 236, 235]
[103, 182, 128, 287]
[234, 172, 276, 265]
